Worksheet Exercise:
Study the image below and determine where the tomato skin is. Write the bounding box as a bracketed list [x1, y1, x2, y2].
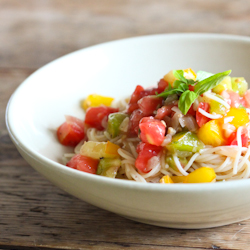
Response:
[57, 116, 85, 147]
[66, 154, 99, 174]
[243, 89, 250, 108]
[157, 78, 168, 93]
[188, 85, 195, 92]
[196, 102, 211, 127]
[127, 85, 158, 114]
[227, 129, 249, 147]
[139, 117, 166, 146]
[221, 90, 241, 108]
[187, 103, 196, 116]
[135, 142, 162, 173]
[128, 109, 146, 136]
[85, 106, 118, 130]
[138, 96, 163, 116]
[155, 104, 175, 120]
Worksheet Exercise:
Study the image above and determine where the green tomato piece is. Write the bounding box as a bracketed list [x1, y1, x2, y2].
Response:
[231, 77, 248, 96]
[209, 95, 227, 115]
[96, 158, 121, 178]
[166, 131, 205, 153]
[107, 113, 128, 138]
[212, 76, 232, 94]
[165, 155, 188, 172]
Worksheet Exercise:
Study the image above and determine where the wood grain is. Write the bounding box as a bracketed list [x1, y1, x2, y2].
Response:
[1, 0, 250, 69]
[1, 0, 250, 249]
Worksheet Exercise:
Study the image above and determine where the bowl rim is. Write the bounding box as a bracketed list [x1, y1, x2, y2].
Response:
[6, 32, 250, 192]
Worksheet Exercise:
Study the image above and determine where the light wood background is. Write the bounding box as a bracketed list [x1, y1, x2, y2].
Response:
[1, 1, 250, 249]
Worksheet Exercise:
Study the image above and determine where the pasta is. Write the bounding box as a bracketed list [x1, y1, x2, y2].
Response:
[57, 68, 250, 184]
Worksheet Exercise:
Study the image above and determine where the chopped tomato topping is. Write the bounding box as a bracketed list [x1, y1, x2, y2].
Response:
[139, 117, 166, 146]
[243, 90, 250, 108]
[156, 78, 169, 93]
[155, 104, 175, 120]
[127, 85, 158, 114]
[57, 116, 85, 147]
[187, 103, 196, 116]
[138, 96, 163, 116]
[135, 142, 163, 173]
[128, 109, 146, 136]
[196, 102, 211, 127]
[85, 106, 118, 130]
[227, 129, 249, 147]
[66, 154, 99, 174]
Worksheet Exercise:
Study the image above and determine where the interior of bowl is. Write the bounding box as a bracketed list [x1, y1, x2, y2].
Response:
[7, 33, 250, 166]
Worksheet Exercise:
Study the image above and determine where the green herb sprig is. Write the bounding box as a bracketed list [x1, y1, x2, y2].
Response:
[157, 69, 231, 115]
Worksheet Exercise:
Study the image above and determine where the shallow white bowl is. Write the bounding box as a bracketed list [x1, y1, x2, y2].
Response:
[6, 33, 250, 229]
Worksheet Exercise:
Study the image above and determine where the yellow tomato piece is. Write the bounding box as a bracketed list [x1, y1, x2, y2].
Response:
[171, 176, 186, 183]
[160, 175, 174, 184]
[82, 94, 114, 110]
[105, 141, 121, 157]
[80, 141, 120, 159]
[184, 68, 197, 81]
[224, 107, 249, 129]
[163, 68, 196, 87]
[184, 167, 216, 183]
[197, 119, 226, 146]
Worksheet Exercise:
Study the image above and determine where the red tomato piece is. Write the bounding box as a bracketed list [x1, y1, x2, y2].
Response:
[157, 78, 169, 93]
[155, 104, 175, 120]
[188, 85, 195, 92]
[196, 102, 211, 127]
[57, 116, 85, 147]
[66, 154, 99, 174]
[139, 117, 166, 146]
[187, 103, 196, 116]
[85, 106, 118, 130]
[127, 85, 158, 114]
[128, 109, 146, 136]
[127, 85, 145, 114]
[227, 129, 249, 147]
[138, 96, 163, 116]
[221, 90, 241, 108]
[135, 142, 162, 173]
[243, 89, 250, 108]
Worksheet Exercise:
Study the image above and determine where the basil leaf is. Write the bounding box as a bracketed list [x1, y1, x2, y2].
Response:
[194, 70, 231, 96]
[173, 80, 189, 91]
[186, 79, 196, 85]
[157, 88, 184, 98]
[173, 80, 183, 88]
[178, 90, 198, 115]
[196, 71, 213, 81]
[178, 83, 189, 92]
[173, 70, 187, 83]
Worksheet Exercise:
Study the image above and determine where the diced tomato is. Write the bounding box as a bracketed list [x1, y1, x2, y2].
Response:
[156, 78, 168, 93]
[155, 104, 175, 120]
[138, 96, 163, 116]
[127, 85, 158, 114]
[135, 142, 162, 173]
[187, 103, 196, 116]
[196, 102, 211, 127]
[128, 109, 146, 136]
[57, 116, 85, 147]
[139, 117, 166, 146]
[221, 90, 241, 108]
[243, 90, 250, 108]
[66, 154, 99, 174]
[127, 85, 145, 114]
[85, 106, 118, 130]
[188, 85, 195, 92]
[227, 129, 249, 147]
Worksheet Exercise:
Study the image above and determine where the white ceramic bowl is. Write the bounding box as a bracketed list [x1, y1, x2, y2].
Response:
[6, 33, 250, 229]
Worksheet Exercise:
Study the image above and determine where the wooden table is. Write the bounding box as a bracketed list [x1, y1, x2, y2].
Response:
[1, 1, 250, 249]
